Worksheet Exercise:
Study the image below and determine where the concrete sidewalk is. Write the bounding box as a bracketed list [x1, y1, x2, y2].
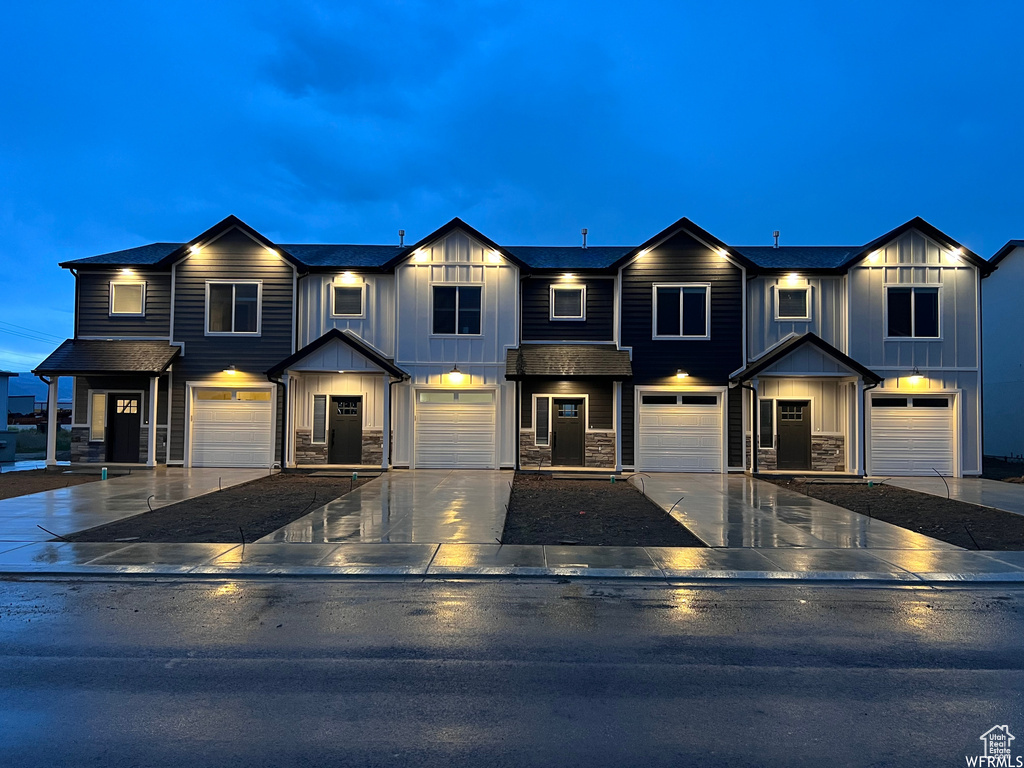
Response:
[887, 476, 1024, 516]
[1, 540, 1022, 583]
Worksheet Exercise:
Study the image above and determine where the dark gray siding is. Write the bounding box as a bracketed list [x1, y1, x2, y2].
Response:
[728, 385, 742, 468]
[76, 270, 171, 337]
[619, 228, 745, 467]
[168, 227, 295, 463]
[520, 378, 613, 430]
[521, 277, 614, 341]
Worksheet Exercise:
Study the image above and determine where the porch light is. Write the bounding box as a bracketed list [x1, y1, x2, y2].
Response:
[676, 369, 689, 379]
[908, 367, 923, 385]
[223, 365, 237, 375]
[447, 365, 464, 384]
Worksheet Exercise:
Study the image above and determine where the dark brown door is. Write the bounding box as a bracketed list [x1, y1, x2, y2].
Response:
[551, 398, 585, 466]
[776, 400, 811, 470]
[329, 396, 362, 464]
[107, 394, 141, 463]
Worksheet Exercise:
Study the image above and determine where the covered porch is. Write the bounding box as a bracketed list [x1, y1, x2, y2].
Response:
[733, 333, 883, 476]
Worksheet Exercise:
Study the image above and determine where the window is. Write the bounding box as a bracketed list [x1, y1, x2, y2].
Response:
[775, 287, 810, 321]
[417, 391, 493, 404]
[557, 403, 579, 418]
[887, 286, 939, 338]
[535, 396, 550, 446]
[550, 285, 585, 320]
[115, 398, 138, 415]
[641, 394, 719, 406]
[237, 390, 272, 402]
[873, 397, 950, 409]
[332, 285, 364, 316]
[312, 395, 327, 444]
[432, 286, 481, 335]
[872, 397, 908, 408]
[90, 392, 106, 441]
[912, 397, 948, 408]
[207, 282, 261, 335]
[759, 399, 774, 448]
[653, 285, 710, 338]
[642, 394, 678, 405]
[110, 282, 145, 316]
[779, 403, 804, 421]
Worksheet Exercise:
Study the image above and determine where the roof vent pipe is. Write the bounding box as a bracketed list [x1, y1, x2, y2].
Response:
[399, 230, 405, 248]
[773, 230, 780, 249]
[581, 228, 588, 249]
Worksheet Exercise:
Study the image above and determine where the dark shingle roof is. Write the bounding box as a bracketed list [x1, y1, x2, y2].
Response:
[502, 246, 631, 270]
[732, 246, 860, 270]
[505, 344, 632, 380]
[63, 243, 182, 267]
[34, 340, 181, 375]
[278, 244, 403, 268]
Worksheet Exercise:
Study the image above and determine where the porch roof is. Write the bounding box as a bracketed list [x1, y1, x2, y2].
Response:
[267, 329, 408, 379]
[504, 344, 633, 380]
[731, 333, 883, 384]
[33, 339, 180, 376]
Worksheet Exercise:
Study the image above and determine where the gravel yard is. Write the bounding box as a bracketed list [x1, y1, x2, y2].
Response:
[502, 472, 706, 547]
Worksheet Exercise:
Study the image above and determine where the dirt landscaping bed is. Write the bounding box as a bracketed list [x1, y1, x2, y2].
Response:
[63, 471, 377, 544]
[0, 469, 101, 501]
[501, 473, 706, 547]
[763, 477, 1024, 550]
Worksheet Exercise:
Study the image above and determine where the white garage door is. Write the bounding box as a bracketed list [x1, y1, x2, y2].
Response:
[869, 395, 954, 476]
[415, 390, 496, 468]
[191, 388, 274, 468]
[637, 392, 723, 472]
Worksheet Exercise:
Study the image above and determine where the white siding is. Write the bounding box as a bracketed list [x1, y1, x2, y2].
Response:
[285, 338, 387, 374]
[292, 373, 387, 431]
[297, 273, 395, 354]
[983, 246, 1024, 457]
[748, 276, 846, 358]
[759, 345, 852, 376]
[758, 378, 847, 434]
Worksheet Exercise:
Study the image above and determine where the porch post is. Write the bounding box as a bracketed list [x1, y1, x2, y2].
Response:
[854, 379, 864, 476]
[750, 377, 759, 474]
[147, 376, 158, 467]
[381, 373, 391, 469]
[613, 380, 622, 472]
[284, 373, 294, 468]
[45, 376, 58, 468]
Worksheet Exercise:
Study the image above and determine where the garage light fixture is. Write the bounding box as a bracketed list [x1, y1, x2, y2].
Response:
[447, 365, 464, 384]
[339, 271, 358, 284]
[908, 367, 923, 385]
[119, 268, 133, 275]
[676, 369, 689, 379]
[223, 365, 237, 375]
[561, 272, 576, 280]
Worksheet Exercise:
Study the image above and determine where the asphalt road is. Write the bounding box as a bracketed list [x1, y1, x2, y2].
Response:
[1, 578, 1022, 767]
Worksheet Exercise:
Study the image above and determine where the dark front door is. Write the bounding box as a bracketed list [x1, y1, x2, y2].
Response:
[329, 396, 362, 464]
[776, 400, 811, 470]
[551, 398, 585, 466]
[107, 394, 141, 463]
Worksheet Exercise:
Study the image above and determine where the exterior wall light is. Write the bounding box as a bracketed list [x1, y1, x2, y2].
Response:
[120, 268, 133, 275]
[785, 272, 800, 285]
[562, 273, 576, 280]
[340, 271, 358, 284]
[908, 367, 923, 385]
[447, 365, 464, 384]
[223, 365, 237, 375]
[676, 369, 689, 379]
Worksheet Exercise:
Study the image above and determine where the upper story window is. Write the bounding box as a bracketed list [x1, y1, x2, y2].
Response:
[109, 282, 146, 316]
[550, 285, 585, 320]
[774, 286, 811, 321]
[332, 285, 364, 317]
[887, 286, 939, 338]
[653, 284, 710, 339]
[206, 281, 261, 335]
[432, 285, 481, 335]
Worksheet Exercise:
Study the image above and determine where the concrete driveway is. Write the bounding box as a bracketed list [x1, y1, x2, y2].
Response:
[0, 468, 268, 542]
[259, 469, 513, 544]
[887, 476, 1024, 516]
[636, 473, 957, 549]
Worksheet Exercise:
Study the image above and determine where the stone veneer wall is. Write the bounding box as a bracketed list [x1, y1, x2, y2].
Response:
[519, 431, 616, 469]
[69, 425, 167, 464]
[295, 429, 384, 466]
[757, 434, 845, 472]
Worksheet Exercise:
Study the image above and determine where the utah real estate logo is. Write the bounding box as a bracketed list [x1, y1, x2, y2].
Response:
[967, 726, 1021, 767]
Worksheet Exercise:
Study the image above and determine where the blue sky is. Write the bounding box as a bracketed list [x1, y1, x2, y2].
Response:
[2, 0, 1022, 370]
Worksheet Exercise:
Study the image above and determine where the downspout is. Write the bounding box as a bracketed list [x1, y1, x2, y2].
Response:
[69, 268, 79, 339]
[737, 382, 757, 473]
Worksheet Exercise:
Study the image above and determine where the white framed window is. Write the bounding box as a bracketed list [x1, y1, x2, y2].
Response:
[311, 394, 328, 444]
[773, 285, 811, 321]
[331, 284, 365, 317]
[109, 281, 146, 316]
[550, 285, 586, 320]
[431, 285, 482, 335]
[89, 392, 106, 441]
[885, 285, 940, 339]
[759, 398, 774, 449]
[653, 284, 711, 339]
[205, 281, 262, 335]
[535, 396, 550, 446]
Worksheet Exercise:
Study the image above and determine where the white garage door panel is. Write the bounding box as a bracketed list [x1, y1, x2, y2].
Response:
[415, 393, 496, 469]
[192, 394, 274, 468]
[637, 402, 722, 472]
[870, 403, 954, 476]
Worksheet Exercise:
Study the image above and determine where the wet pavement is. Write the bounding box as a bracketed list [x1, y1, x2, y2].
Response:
[887, 476, 1024, 516]
[636, 473, 958, 549]
[0, 467, 269, 542]
[259, 469, 513, 544]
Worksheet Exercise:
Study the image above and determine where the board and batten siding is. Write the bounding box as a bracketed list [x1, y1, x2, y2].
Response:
[747, 276, 845, 359]
[297, 273, 395, 355]
[291, 374, 387, 431]
[167, 226, 295, 464]
[76, 270, 172, 338]
[618, 227, 745, 467]
[520, 379, 614, 430]
[983, 245, 1024, 457]
[521, 276, 614, 341]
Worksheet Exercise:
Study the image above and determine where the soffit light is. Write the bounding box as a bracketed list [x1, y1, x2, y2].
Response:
[120, 268, 133, 275]
[447, 365, 464, 384]
[223, 365, 237, 375]
[562, 273, 576, 281]
[189, 244, 202, 255]
[487, 250, 502, 263]
[946, 247, 963, 263]
[868, 250, 881, 263]
[676, 369, 689, 379]
[908, 367, 923, 385]
[413, 249, 428, 262]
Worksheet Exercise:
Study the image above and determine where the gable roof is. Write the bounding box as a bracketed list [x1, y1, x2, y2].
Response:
[503, 246, 631, 271]
[732, 246, 860, 270]
[987, 240, 1024, 271]
[34, 340, 181, 376]
[846, 216, 989, 274]
[504, 344, 633, 380]
[730, 332, 882, 384]
[610, 217, 757, 271]
[381, 217, 529, 271]
[154, 215, 304, 269]
[267, 328, 408, 379]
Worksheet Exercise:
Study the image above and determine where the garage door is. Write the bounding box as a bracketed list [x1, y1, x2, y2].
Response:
[191, 388, 274, 468]
[414, 390, 496, 468]
[636, 392, 723, 472]
[869, 395, 954, 476]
